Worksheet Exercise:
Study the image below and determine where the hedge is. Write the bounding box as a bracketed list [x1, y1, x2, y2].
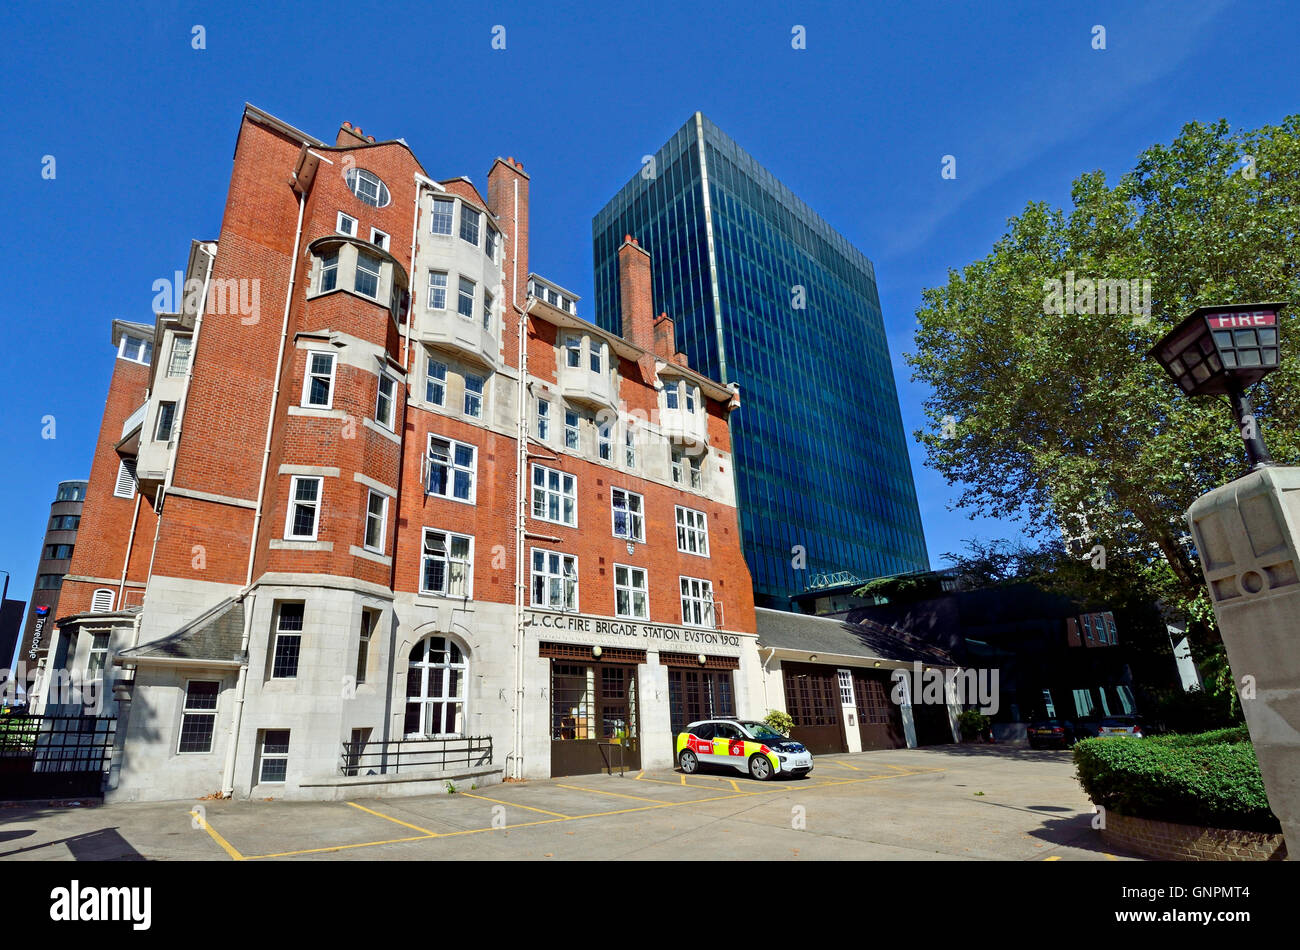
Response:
[1073, 727, 1279, 833]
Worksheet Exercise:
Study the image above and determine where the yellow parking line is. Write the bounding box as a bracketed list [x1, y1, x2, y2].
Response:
[190, 809, 245, 861]
[729, 779, 741, 792]
[460, 790, 571, 818]
[1044, 855, 1062, 861]
[346, 801, 440, 835]
[235, 763, 945, 860]
[555, 783, 666, 804]
[1105, 853, 1118, 861]
[821, 758, 862, 771]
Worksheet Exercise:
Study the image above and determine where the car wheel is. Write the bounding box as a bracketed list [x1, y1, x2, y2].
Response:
[679, 749, 699, 774]
[748, 753, 774, 781]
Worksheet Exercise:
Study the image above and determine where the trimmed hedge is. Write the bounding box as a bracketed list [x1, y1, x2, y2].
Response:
[1073, 728, 1279, 833]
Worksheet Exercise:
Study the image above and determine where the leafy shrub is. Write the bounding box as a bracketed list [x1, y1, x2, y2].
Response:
[957, 709, 991, 741]
[1073, 728, 1278, 832]
[763, 710, 794, 736]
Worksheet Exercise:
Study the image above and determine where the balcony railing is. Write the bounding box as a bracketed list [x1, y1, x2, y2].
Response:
[340, 735, 493, 776]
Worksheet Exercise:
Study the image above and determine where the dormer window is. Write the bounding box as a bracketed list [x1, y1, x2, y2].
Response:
[119, 336, 153, 365]
[345, 168, 390, 208]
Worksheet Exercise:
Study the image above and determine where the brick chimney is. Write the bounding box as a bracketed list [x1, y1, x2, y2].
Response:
[488, 157, 530, 312]
[336, 122, 368, 148]
[653, 311, 680, 363]
[618, 236, 655, 351]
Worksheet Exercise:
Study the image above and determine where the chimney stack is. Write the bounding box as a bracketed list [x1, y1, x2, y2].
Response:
[653, 311, 679, 363]
[618, 236, 655, 352]
[336, 122, 368, 148]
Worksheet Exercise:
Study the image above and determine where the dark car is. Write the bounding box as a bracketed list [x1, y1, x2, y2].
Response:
[1026, 718, 1076, 748]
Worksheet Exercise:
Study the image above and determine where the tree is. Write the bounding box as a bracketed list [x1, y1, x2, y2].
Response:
[911, 117, 1300, 646]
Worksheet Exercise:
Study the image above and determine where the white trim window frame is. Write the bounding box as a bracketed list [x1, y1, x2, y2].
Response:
[611, 488, 644, 543]
[167, 335, 193, 377]
[405, 637, 467, 737]
[336, 211, 357, 236]
[420, 528, 474, 598]
[426, 356, 447, 406]
[427, 270, 448, 310]
[564, 336, 581, 368]
[614, 564, 648, 620]
[285, 476, 322, 540]
[86, 631, 110, 674]
[531, 463, 576, 527]
[624, 425, 636, 469]
[536, 397, 551, 442]
[302, 350, 336, 408]
[426, 436, 477, 504]
[665, 379, 680, 410]
[346, 168, 390, 208]
[482, 291, 494, 333]
[680, 576, 716, 629]
[463, 373, 485, 419]
[564, 408, 579, 450]
[319, 251, 339, 293]
[375, 372, 398, 430]
[363, 490, 388, 553]
[457, 276, 476, 320]
[271, 603, 304, 679]
[370, 227, 389, 250]
[258, 730, 291, 783]
[177, 680, 220, 754]
[459, 205, 481, 246]
[119, 335, 153, 365]
[431, 197, 455, 235]
[484, 226, 497, 263]
[598, 421, 613, 462]
[675, 505, 709, 557]
[530, 548, 578, 611]
[354, 251, 382, 300]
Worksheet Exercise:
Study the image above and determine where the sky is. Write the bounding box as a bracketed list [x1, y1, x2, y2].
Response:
[0, 0, 1292, 664]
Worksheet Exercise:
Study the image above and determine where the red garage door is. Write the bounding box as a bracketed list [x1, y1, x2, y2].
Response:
[781, 663, 847, 754]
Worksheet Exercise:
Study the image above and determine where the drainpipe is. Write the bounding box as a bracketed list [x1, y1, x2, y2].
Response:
[220, 589, 256, 797]
[760, 645, 776, 712]
[115, 491, 143, 608]
[510, 294, 536, 780]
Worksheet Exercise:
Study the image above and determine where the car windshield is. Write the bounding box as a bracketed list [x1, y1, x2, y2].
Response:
[740, 722, 785, 740]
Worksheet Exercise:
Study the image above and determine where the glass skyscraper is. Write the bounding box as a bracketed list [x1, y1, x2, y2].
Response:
[592, 113, 928, 609]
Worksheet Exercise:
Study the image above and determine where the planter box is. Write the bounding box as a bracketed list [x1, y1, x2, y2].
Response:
[1101, 809, 1287, 861]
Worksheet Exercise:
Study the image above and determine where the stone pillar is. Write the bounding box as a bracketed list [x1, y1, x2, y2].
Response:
[1185, 465, 1300, 857]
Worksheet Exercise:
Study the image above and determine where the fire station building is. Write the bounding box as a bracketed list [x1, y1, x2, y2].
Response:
[39, 106, 764, 802]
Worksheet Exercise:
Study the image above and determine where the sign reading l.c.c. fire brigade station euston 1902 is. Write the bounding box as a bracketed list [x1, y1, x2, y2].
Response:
[525, 609, 744, 649]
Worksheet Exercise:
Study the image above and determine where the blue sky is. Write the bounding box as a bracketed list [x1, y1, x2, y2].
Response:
[0, 0, 1289, 660]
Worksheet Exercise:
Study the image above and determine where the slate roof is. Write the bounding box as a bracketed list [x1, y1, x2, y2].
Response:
[118, 598, 244, 664]
[754, 608, 957, 666]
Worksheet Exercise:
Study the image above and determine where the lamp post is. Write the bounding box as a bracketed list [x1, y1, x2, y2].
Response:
[1148, 302, 1283, 469]
[1149, 301, 1299, 859]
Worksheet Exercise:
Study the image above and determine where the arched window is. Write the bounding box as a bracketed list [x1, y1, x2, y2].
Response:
[404, 637, 466, 736]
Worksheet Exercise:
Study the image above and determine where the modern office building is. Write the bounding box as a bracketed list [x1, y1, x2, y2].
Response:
[13, 479, 87, 685]
[33, 106, 765, 802]
[593, 113, 929, 609]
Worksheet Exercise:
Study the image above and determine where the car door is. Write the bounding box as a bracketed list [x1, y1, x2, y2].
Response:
[684, 722, 716, 763]
[711, 722, 747, 773]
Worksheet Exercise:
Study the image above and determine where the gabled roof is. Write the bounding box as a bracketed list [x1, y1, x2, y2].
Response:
[117, 598, 244, 667]
[755, 608, 957, 666]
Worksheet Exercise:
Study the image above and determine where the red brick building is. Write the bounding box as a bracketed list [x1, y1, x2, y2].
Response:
[44, 106, 761, 801]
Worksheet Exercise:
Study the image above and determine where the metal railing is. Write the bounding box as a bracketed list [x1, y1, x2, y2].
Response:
[340, 735, 493, 776]
[0, 715, 116, 774]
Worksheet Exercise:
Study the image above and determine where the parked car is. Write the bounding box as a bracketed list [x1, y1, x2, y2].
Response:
[675, 718, 813, 780]
[1094, 716, 1144, 738]
[1026, 718, 1077, 748]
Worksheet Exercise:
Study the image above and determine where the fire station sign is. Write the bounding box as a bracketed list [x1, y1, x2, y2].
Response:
[525, 609, 744, 650]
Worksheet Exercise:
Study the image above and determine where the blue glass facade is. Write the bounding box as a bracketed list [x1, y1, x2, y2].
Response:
[593, 114, 928, 609]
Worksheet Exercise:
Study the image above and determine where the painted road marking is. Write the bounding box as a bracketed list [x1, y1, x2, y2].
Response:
[190, 808, 245, 861]
[346, 801, 440, 835]
[555, 783, 670, 805]
[460, 791, 571, 818]
[207, 765, 945, 861]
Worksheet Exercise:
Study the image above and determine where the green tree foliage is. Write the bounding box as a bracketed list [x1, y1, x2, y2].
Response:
[911, 118, 1300, 641]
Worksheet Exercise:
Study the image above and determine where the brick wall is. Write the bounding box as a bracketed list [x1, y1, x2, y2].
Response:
[1101, 809, 1287, 861]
